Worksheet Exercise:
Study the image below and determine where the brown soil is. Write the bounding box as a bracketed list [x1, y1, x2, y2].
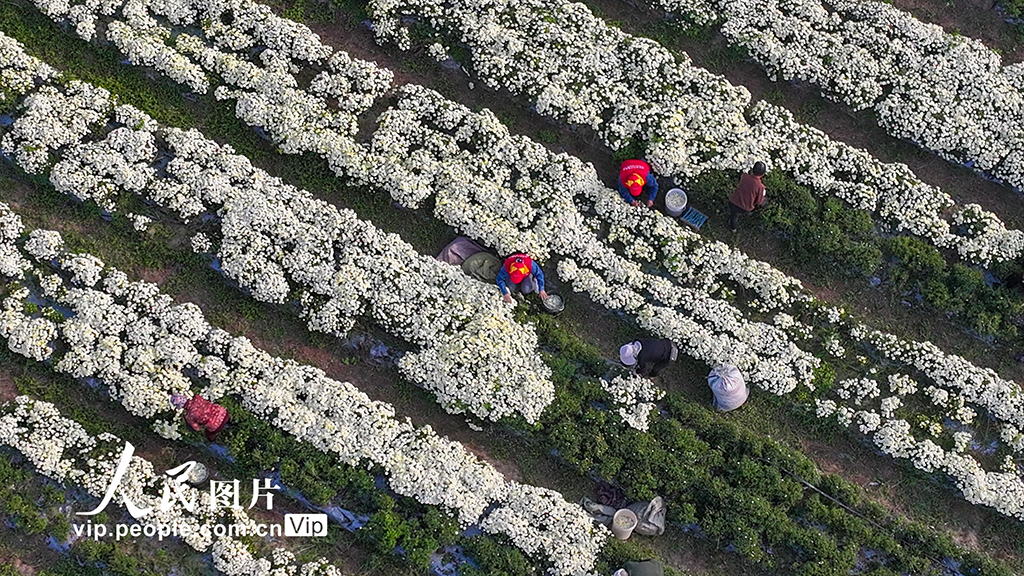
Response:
[0, 371, 18, 402]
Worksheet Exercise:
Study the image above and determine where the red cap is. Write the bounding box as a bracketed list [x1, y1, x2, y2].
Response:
[624, 172, 645, 196]
[507, 257, 531, 283]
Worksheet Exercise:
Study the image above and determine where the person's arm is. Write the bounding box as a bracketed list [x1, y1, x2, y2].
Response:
[496, 267, 511, 295]
[646, 173, 659, 203]
[757, 187, 766, 207]
[532, 262, 546, 294]
[636, 356, 653, 376]
[617, 180, 633, 203]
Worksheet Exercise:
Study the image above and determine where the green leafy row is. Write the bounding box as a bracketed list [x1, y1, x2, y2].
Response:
[689, 170, 1024, 343]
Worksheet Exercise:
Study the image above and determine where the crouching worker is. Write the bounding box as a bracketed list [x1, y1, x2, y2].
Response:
[618, 159, 659, 208]
[619, 338, 678, 377]
[497, 253, 548, 303]
[173, 393, 230, 442]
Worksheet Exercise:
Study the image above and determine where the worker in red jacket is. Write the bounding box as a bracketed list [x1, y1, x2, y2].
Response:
[496, 253, 548, 303]
[728, 162, 767, 232]
[617, 159, 659, 208]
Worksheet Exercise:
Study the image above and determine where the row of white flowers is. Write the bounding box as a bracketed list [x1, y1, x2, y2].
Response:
[600, 374, 665, 431]
[21, 0, 1024, 266]
[0, 203, 609, 575]
[383, 85, 820, 394]
[7, 1, 1024, 518]
[0, 34, 554, 425]
[11, 10, 1020, 443]
[381, 86, 1024, 448]
[365, 0, 1024, 265]
[0, 395, 349, 575]
[0, 27, 817, 402]
[15, 0, 1023, 415]
[649, 0, 1024, 192]
[816, 373, 1024, 520]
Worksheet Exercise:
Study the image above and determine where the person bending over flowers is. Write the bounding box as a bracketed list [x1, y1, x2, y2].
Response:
[620, 338, 678, 377]
[496, 253, 548, 303]
[618, 159, 660, 208]
[172, 393, 229, 442]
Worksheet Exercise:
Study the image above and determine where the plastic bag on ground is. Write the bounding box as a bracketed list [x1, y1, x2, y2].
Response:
[437, 236, 484, 265]
[623, 560, 665, 576]
[461, 251, 502, 283]
[708, 365, 749, 411]
[626, 496, 665, 537]
[579, 496, 616, 525]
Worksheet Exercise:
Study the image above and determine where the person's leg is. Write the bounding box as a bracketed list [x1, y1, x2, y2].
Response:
[520, 274, 537, 294]
[728, 203, 749, 231]
[649, 360, 670, 377]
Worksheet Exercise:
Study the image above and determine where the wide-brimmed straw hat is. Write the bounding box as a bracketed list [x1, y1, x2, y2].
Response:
[619, 341, 642, 366]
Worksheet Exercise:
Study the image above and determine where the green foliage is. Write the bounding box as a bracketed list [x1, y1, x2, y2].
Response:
[885, 237, 1021, 339]
[536, 129, 558, 143]
[527, 309, 1009, 575]
[460, 535, 535, 576]
[364, 509, 409, 556]
[612, 139, 647, 164]
[66, 539, 159, 576]
[758, 173, 881, 277]
[885, 236, 945, 288]
[695, 165, 1024, 347]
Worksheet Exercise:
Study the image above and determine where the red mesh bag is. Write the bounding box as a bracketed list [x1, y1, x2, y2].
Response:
[184, 394, 229, 437]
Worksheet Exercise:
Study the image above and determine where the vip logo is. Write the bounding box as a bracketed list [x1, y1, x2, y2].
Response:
[284, 514, 328, 537]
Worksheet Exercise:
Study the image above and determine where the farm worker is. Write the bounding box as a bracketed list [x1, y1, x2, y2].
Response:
[618, 159, 659, 208]
[727, 161, 767, 232]
[619, 338, 678, 377]
[175, 393, 230, 442]
[496, 253, 548, 303]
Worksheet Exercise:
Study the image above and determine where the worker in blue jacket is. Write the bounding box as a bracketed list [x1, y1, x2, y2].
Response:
[618, 159, 659, 207]
[496, 253, 548, 303]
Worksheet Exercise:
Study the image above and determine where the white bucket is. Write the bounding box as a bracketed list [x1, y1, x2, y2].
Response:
[611, 508, 638, 540]
[665, 188, 688, 217]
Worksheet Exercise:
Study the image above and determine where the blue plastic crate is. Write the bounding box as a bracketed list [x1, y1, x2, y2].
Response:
[679, 206, 708, 230]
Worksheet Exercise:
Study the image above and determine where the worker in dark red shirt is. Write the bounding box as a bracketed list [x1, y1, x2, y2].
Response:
[617, 159, 659, 208]
[728, 162, 767, 232]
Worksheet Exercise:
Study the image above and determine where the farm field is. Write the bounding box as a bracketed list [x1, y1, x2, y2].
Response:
[1, 0, 1024, 573]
